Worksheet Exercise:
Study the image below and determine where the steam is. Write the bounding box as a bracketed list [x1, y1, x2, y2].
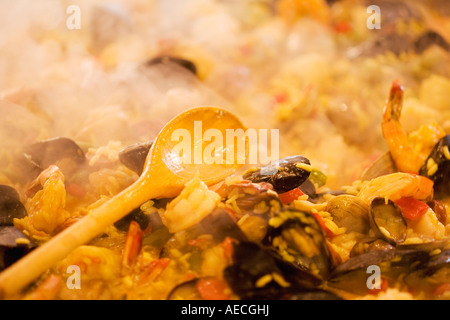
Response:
[0, 0, 449, 188]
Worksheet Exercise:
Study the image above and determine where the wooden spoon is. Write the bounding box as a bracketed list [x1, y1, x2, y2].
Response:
[0, 106, 247, 297]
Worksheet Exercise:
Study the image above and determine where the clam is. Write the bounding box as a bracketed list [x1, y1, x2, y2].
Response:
[326, 195, 370, 234]
[360, 151, 397, 181]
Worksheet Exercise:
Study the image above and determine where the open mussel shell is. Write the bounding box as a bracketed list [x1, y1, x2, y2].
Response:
[146, 56, 197, 76]
[349, 237, 394, 258]
[234, 192, 282, 242]
[419, 135, 450, 199]
[0, 185, 27, 226]
[24, 137, 85, 170]
[114, 207, 151, 232]
[223, 241, 288, 300]
[404, 249, 450, 297]
[166, 278, 204, 300]
[118, 140, 153, 175]
[160, 208, 247, 259]
[0, 226, 35, 271]
[285, 288, 343, 300]
[369, 197, 407, 245]
[264, 208, 333, 279]
[326, 195, 370, 234]
[223, 241, 321, 300]
[243, 155, 311, 193]
[11, 137, 86, 182]
[328, 249, 429, 296]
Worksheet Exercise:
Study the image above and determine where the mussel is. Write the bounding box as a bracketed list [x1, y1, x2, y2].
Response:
[160, 208, 247, 260]
[369, 197, 407, 245]
[24, 137, 85, 171]
[404, 249, 450, 297]
[328, 249, 429, 296]
[243, 155, 311, 194]
[285, 288, 343, 300]
[146, 56, 197, 76]
[349, 237, 394, 258]
[419, 135, 450, 198]
[118, 140, 153, 175]
[264, 208, 334, 279]
[11, 137, 86, 183]
[326, 195, 370, 234]
[0, 185, 27, 226]
[414, 30, 450, 54]
[427, 200, 447, 226]
[167, 277, 231, 300]
[0, 226, 35, 271]
[233, 191, 282, 242]
[166, 278, 204, 300]
[223, 241, 321, 300]
[114, 207, 151, 232]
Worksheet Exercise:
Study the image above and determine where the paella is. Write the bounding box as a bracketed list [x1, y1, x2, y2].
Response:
[0, 0, 449, 300]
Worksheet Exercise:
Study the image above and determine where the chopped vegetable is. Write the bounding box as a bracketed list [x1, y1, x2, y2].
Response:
[278, 188, 304, 204]
[394, 197, 429, 221]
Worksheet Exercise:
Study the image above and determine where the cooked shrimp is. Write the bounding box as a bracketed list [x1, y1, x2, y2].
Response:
[381, 80, 445, 174]
[121, 221, 143, 274]
[162, 174, 221, 233]
[23, 274, 63, 300]
[382, 81, 423, 174]
[357, 172, 434, 204]
[15, 165, 70, 238]
[56, 245, 120, 281]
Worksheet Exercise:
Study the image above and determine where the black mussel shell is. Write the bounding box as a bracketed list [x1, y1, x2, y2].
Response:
[114, 207, 151, 232]
[350, 237, 394, 258]
[419, 135, 450, 198]
[329, 249, 429, 295]
[284, 288, 343, 300]
[146, 56, 197, 76]
[264, 208, 333, 279]
[0, 226, 35, 270]
[118, 140, 153, 175]
[223, 241, 290, 300]
[243, 155, 311, 194]
[0, 185, 27, 226]
[167, 278, 203, 300]
[369, 197, 407, 245]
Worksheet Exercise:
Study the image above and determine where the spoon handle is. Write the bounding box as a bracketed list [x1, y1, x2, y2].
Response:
[0, 178, 155, 298]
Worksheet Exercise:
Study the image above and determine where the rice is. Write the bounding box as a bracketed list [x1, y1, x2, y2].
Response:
[0, 0, 449, 301]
